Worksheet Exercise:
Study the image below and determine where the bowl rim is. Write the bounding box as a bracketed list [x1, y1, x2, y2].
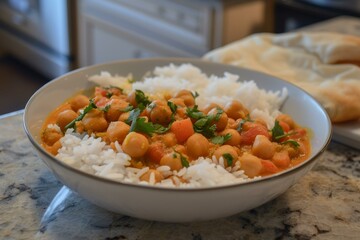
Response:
[23, 57, 333, 192]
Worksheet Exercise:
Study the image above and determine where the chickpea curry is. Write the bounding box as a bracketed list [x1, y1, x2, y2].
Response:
[41, 85, 311, 182]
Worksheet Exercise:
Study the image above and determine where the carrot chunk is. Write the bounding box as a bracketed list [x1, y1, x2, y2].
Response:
[170, 118, 194, 143]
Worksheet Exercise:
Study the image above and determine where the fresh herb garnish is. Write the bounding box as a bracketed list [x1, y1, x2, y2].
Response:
[186, 105, 204, 119]
[167, 101, 178, 122]
[237, 114, 253, 131]
[186, 105, 222, 138]
[135, 89, 151, 110]
[281, 140, 300, 148]
[100, 104, 111, 112]
[271, 120, 285, 141]
[64, 99, 97, 131]
[211, 133, 232, 144]
[222, 153, 233, 167]
[213, 108, 224, 121]
[122, 105, 134, 112]
[167, 101, 177, 114]
[174, 150, 189, 168]
[128, 78, 135, 84]
[191, 91, 199, 99]
[126, 108, 171, 136]
[271, 120, 299, 148]
[180, 153, 190, 167]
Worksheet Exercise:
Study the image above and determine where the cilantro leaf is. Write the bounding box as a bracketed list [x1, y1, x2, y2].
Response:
[186, 105, 219, 138]
[222, 153, 233, 167]
[191, 91, 199, 99]
[64, 99, 97, 130]
[100, 104, 111, 112]
[186, 105, 204, 119]
[237, 114, 253, 131]
[213, 108, 224, 121]
[135, 89, 151, 110]
[167, 101, 177, 122]
[131, 117, 155, 135]
[152, 123, 172, 134]
[271, 120, 300, 148]
[281, 139, 300, 148]
[126, 108, 141, 126]
[167, 101, 177, 114]
[122, 105, 134, 112]
[126, 108, 171, 136]
[174, 150, 189, 168]
[180, 153, 189, 168]
[271, 120, 285, 141]
[211, 133, 232, 144]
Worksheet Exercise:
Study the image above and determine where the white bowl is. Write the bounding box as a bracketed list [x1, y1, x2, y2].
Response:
[23, 58, 332, 222]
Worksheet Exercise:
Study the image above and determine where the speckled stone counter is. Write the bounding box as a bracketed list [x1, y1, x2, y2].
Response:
[1, 111, 359, 240]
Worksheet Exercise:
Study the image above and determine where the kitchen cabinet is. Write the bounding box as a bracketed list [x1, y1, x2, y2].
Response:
[77, 0, 270, 67]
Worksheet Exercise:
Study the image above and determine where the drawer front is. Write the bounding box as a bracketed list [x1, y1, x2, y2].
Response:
[80, 0, 214, 55]
[78, 14, 195, 67]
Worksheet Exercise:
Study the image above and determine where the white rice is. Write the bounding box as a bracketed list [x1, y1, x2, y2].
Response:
[56, 63, 287, 188]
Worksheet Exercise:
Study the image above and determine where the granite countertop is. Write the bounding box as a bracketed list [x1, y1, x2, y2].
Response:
[0, 111, 359, 240]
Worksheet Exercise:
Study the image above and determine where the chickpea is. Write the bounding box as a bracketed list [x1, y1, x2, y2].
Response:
[168, 97, 186, 107]
[175, 89, 195, 106]
[107, 87, 122, 97]
[175, 107, 187, 119]
[69, 95, 89, 112]
[168, 98, 187, 119]
[254, 118, 268, 128]
[224, 100, 249, 120]
[82, 109, 108, 132]
[220, 129, 241, 146]
[252, 135, 276, 159]
[208, 107, 228, 132]
[160, 152, 184, 171]
[46, 140, 62, 156]
[140, 169, 164, 183]
[119, 111, 130, 122]
[56, 109, 78, 131]
[42, 127, 63, 146]
[186, 133, 209, 159]
[127, 91, 137, 107]
[272, 150, 291, 168]
[239, 153, 263, 178]
[202, 103, 221, 114]
[75, 121, 85, 134]
[161, 132, 177, 147]
[106, 99, 129, 122]
[106, 121, 130, 144]
[122, 132, 149, 158]
[213, 145, 239, 167]
[227, 118, 237, 129]
[148, 100, 172, 125]
[173, 145, 187, 155]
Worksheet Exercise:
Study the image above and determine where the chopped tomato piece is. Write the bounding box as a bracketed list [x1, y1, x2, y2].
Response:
[261, 160, 279, 175]
[241, 123, 270, 145]
[146, 142, 165, 164]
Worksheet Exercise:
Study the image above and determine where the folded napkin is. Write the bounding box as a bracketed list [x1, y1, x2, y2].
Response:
[203, 32, 360, 123]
